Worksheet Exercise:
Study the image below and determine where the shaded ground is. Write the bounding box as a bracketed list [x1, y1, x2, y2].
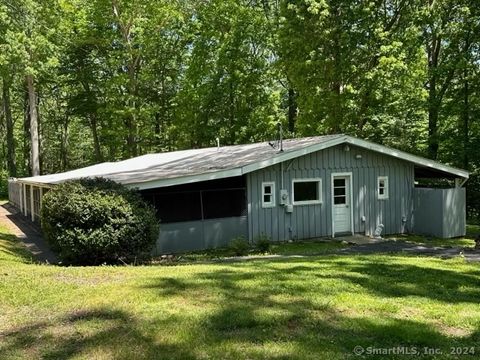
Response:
[1, 253, 479, 359]
[1, 220, 480, 359]
[0, 202, 57, 263]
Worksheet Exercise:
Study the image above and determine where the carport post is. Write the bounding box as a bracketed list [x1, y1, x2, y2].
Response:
[19, 183, 23, 213]
[30, 185, 34, 222]
[23, 183, 28, 217]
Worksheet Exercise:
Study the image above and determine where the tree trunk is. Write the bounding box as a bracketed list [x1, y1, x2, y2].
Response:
[426, 22, 440, 160]
[287, 87, 296, 133]
[229, 79, 235, 144]
[427, 76, 439, 160]
[3, 77, 16, 177]
[125, 70, 137, 157]
[461, 73, 469, 169]
[89, 113, 103, 162]
[329, 3, 342, 134]
[59, 117, 69, 171]
[26, 75, 40, 176]
[23, 88, 31, 175]
[460, 31, 470, 170]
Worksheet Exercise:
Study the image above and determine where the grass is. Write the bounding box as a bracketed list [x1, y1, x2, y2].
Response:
[0, 225, 35, 264]
[1, 226, 480, 359]
[178, 239, 349, 262]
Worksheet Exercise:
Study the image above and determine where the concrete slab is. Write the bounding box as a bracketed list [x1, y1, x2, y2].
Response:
[335, 234, 386, 245]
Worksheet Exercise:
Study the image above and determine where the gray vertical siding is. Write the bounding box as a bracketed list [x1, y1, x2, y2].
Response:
[247, 144, 415, 241]
[413, 187, 466, 238]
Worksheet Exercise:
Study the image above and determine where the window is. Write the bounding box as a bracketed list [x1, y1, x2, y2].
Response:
[262, 182, 275, 208]
[292, 179, 322, 205]
[333, 178, 347, 205]
[378, 176, 389, 199]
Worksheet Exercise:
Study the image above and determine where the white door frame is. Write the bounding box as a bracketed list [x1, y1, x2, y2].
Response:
[331, 172, 354, 237]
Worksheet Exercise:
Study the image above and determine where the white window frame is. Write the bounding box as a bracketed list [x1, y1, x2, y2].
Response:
[261, 181, 276, 208]
[292, 178, 322, 205]
[377, 176, 389, 200]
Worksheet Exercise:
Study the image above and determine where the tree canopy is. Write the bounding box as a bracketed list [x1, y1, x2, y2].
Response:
[0, 0, 479, 217]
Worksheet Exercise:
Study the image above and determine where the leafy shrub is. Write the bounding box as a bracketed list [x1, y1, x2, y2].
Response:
[41, 178, 159, 265]
[255, 234, 271, 253]
[0, 169, 8, 199]
[229, 236, 249, 256]
[467, 173, 480, 222]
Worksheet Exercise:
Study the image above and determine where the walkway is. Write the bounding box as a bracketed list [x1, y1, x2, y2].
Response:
[337, 239, 480, 262]
[213, 236, 480, 263]
[0, 203, 58, 264]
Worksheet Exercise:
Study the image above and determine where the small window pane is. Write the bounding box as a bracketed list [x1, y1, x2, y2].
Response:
[334, 196, 346, 204]
[378, 176, 388, 199]
[294, 181, 319, 202]
[262, 182, 275, 207]
[334, 187, 346, 196]
[334, 179, 345, 187]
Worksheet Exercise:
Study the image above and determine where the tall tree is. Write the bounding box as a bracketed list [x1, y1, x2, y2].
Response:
[422, 0, 474, 159]
[2, 0, 62, 175]
[278, 0, 426, 150]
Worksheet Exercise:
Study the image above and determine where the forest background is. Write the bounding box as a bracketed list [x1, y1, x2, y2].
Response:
[0, 0, 479, 219]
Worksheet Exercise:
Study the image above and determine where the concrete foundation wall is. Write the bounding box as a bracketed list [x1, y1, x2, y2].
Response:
[155, 216, 248, 254]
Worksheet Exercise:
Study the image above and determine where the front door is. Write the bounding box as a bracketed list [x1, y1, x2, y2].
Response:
[332, 175, 352, 235]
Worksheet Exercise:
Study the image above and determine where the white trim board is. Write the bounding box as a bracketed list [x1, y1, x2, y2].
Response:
[344, 136, 468, 179]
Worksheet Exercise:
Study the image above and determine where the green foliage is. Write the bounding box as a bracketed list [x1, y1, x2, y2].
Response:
[255, 234, 271, 253]
[278, 0, 428, 149]
[41, 178, 159, 265]
[1, 0, 480, 218]
[2, 221, 480, 359]
[466, 173, 480, 221]
[229, 236, 249, 256]
[0, 170, 8, 199]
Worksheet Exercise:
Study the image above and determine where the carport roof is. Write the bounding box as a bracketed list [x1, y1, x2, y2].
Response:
[17, 134, 468, 190]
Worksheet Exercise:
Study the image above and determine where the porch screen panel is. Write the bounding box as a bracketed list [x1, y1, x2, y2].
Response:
[154, 191, 202, 223]
[202, 189, 247, 219]
[33, 187, 41, 222]
[25, 185, 31, 216]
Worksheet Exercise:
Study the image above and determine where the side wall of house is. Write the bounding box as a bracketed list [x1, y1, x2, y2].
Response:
[413, 187, 466, 238]
[247, 144, 415, 241]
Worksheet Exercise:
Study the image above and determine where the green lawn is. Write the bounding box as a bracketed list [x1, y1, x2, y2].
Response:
[1, 226, 480, 359]
[178, 239, 349, 262]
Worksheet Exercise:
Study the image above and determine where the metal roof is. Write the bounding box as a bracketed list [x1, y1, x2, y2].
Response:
[17, 134, 468, 189]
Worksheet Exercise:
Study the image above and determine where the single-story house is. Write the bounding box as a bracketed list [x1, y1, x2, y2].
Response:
[8, 134, 468, 254]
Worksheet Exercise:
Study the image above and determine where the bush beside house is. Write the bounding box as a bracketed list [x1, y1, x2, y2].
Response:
[41, 178, 159, 265]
